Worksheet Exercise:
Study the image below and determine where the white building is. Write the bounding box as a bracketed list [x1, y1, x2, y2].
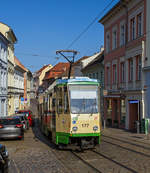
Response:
[0, 32, 9, 116]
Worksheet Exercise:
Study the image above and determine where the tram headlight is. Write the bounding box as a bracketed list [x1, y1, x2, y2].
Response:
[72, 126, 78, 132]
[93, 126, 98, 131]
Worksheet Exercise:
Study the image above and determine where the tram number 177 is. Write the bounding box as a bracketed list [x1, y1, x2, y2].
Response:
[82, 123, 89, 128]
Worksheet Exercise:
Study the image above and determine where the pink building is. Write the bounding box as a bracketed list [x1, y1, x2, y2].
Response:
[99, 0, 147, 131]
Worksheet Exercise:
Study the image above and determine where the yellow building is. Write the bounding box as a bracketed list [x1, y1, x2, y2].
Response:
[39, 64, 53, 86]
[0, 22, 17, 115]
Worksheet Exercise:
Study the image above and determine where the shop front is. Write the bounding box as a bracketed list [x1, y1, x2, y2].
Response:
[104, 95, 126, 129]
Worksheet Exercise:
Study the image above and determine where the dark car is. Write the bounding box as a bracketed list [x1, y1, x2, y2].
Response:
[16, 110, 33, 127]
[0, 144, 9, 173]
[0, 117, 24, 140]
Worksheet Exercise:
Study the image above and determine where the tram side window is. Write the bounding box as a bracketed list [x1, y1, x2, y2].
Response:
[57, 87, 63, 114]
[64, 92, 69, 114]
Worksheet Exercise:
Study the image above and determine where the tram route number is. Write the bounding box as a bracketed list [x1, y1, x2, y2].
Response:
[82, 123, 89, 128]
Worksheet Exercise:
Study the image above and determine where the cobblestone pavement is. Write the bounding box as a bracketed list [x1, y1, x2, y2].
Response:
[0, 122, 67, 173]
[1, 123, 150, 173]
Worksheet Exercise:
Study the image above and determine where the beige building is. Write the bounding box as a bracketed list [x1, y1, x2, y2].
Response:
[0, 22, 17, 115]
[14, 57, 26, 111]
[34, 64, 52, 94]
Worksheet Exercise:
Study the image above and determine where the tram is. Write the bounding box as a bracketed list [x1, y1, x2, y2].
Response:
[38, 77, 101, 149]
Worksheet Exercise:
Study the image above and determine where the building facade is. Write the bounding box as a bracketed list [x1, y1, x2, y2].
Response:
[0, 33, 9, 116]
[99, 0, 146, 131]
[144, 0, 150, 119]
[14, 57, 26, 112]
[0, 22, 17, 115]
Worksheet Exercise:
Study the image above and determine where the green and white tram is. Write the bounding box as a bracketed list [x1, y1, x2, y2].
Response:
[38, 77, 101, 149]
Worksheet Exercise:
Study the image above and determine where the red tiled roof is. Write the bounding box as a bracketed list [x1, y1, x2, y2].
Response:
[43, 62, 70, 80]
[14, 56, 27, 72]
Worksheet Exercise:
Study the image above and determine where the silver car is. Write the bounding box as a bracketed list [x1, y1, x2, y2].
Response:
[0, 117, 24, 140]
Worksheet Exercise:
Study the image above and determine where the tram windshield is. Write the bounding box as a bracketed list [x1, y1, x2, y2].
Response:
[69, 85, 99, 114]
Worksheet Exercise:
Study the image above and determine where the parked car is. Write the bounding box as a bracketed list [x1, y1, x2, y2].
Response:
[0, 144, 9, 173]
[0, 117, 24, 140]
[13, 114, 29, 131]
[16, 110, 33, 127]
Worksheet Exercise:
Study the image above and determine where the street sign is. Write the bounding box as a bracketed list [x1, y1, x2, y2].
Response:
[21, 97, 24, 101]
[129, 100, 139, 104]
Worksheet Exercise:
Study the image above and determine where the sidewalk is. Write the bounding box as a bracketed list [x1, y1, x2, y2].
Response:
[102, 127, 150, 144]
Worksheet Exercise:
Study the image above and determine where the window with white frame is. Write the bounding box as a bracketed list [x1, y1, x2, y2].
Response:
[106, 33, 110, 53]
[121, 62, 125, 83]
[120, 24, 125, 46]
[112, 30, 117, 49]
[131, 18, 135, 40]
[137, 13, 142, 37]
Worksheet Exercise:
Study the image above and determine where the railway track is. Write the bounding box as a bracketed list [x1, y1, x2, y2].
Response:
[34, 120, 150, 173]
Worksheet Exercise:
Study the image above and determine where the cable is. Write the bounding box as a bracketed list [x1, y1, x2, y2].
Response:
[66, 0, 117, 49]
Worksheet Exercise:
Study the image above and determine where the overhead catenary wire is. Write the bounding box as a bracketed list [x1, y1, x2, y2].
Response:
[66, 0, 117, 49]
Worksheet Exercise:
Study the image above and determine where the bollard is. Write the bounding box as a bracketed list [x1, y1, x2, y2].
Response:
[136, 121, 140, 134]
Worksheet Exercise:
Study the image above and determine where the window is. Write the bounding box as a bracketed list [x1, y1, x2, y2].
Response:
[136, 55, 142, 80]
[69, 85, 98, 114]
[120, 24, 125, 46]
[106, 67, 110, 85]
[106, 33, 110, 53]
[96, 72, 99, 79]
[93, 73, 95, 79]
[137, 13, 142, 37]
[129, 59, 133, 81]
[64, 87, 69, 114]
[89, 73, 92, 78]
[131, 18, 135, 40]
[121, 62, 125, 82]
[57, 87, 63, 114]
[121, 62, 125, 83]
[113, 64, 117, 84]
[112, 30, 117, 49]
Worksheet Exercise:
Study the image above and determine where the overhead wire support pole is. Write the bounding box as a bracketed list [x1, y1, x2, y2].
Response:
[56, 50, 78, 79]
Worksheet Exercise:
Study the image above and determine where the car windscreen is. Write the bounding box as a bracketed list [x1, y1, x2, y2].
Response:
[0, 118, 21, 125]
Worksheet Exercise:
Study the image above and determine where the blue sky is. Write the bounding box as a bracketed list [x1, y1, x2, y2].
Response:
[0, 0, 119, 72]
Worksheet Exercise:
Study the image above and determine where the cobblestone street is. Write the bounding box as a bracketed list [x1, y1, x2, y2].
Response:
[1, 121, 150, 173]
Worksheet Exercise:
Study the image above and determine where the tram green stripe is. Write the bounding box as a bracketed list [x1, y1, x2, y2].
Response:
[55, 132, 101, 144]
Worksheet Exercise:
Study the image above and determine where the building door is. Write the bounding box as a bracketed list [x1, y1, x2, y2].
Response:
[129, 102, 139, 131]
